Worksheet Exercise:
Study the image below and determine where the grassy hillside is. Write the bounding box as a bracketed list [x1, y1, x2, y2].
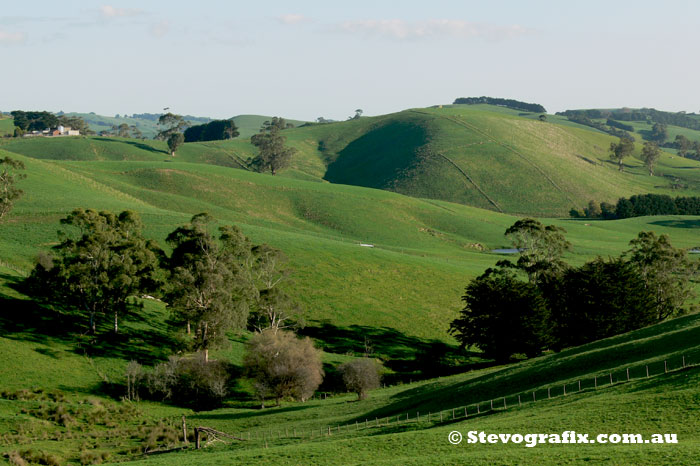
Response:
[9, 104, 700, 217]
[0, 116, 14, 137]
[2, 147, 700, 341]
[2, 267, 698, 464]
[2, 105, 700, 465]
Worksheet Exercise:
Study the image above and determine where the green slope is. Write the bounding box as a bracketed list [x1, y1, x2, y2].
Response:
[6, 105, 700, 216]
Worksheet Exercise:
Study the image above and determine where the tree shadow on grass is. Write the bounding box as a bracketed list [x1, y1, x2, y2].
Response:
[0, 275, 177, 365]
[649, 219, 700, 229]
[94, 137, 168, 155]
[299, 321, 487, 385]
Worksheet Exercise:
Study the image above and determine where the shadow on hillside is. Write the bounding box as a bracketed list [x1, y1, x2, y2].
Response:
[299, 322, 486, 386]
[0, 274, 176, 364]
[650, 219, 700, 229]
[323, 120, 429, 188]
[349, 313, 700, 422]
[94, 137, 168, 155]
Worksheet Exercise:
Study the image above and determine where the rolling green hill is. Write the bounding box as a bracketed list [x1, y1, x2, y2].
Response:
[7, 105, 700, 217]
[2, 104, 700, 465]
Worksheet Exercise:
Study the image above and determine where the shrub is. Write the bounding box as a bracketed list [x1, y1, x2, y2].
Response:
[128, 354, 232, 410]
[338, 358, 382, 400]
[243, 330, 324, 407]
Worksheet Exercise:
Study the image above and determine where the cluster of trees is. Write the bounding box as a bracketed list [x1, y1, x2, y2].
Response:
[665, 135, 700, 159]
[249, 117, 297, 175]
[453, 97, 546, 113]
[572, 193, 700, 219]
[108, 123, 143, 139]
[557, 108, 700, 132]
[10, 111, 92, 137]
[450, 219, 698, 362]
[184, 119, 239, 142]
[11, 111, 58, 133]
[27, 208, 384, 408]
[28, 212, 300, 341]
[607, 137, 660, 175]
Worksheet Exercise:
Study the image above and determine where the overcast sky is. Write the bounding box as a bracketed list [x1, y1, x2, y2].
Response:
[2, 0, 698, 120]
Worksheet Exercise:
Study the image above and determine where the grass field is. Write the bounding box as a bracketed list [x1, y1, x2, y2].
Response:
[1, 104, 700, 465]
[7, 105, 700, 218]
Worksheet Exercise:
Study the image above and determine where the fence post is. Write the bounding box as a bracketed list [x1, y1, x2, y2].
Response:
[533, 392, 536, 402]
[664, 360, 667, 373]
[490, 400, 494, 410]
[195, 428, 200, 450]
[594, 376, 597, 389]
[453, 408, 455, 419]
[646, 365, 649, 378]
[182, 415, 188, 444]
[683, 356, 686, 368]
[548, 387, 551, 399]
[365, 419, 368, 428]
[417, 412, 419, 422]
[609, 373, 613, 384]
[563, 384, 566, 396]
[578, 380, 581, 392]
[328, 426, 331, 436]
[477, 404, 480, 414]
[465, 406, 468, 417]
[518, 395, 521, 407]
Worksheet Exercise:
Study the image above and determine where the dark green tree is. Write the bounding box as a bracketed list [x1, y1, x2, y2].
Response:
[164, 214, 257, 362]
[544, 257, 656, 349]
[183, 119, 239, 142]
[156, 113, 190, 156]
[650, 122, 668, 143]
[449, 268, 552, 361]
[11, 111, 59, 132]
[503, 218, 571, 283]
[609, 137, 635, 171]
[167, 133, 185, 157]
[624, 231, 698, 320]
[641, 141, 661, 176]
[29, 209, 161, 334]
[112, 123, 130, 137]
[249, 117, 297, 175]
[0, 157, 26, 223]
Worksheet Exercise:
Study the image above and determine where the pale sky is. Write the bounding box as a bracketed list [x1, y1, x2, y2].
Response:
[2, 1, 699, 120]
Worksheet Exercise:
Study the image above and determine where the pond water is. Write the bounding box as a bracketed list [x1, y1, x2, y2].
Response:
[491, 248, 522, 254]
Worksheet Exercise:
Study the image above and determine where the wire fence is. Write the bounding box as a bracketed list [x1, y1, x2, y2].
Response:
[194, 353, 698, 448]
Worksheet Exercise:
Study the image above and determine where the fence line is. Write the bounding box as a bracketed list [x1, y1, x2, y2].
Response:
[194, 353, 697, 448]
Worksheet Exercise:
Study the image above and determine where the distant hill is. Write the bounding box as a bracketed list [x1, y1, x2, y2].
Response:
[5, 105, 700, 216]
[58, 112, 307, 139]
